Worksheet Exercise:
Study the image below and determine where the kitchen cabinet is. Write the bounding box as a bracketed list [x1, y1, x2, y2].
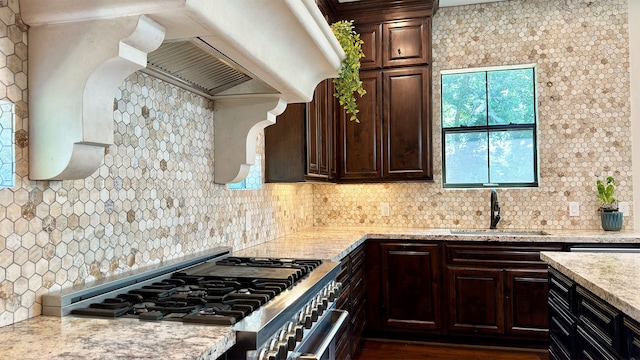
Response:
[265, 103, 306, 183]
[366, 240, 442, 334]
[366, 240, 560, 346]
[336, 244, 366, 359]
[264, 80, 334, 183]
[307, 79, 335, 180]
[335, 16, 432, 182]
[358, 19, 430, 70]
[547, 267, 640, 360]
[446, 266, 504, 334]
[445, 243, 559, 339]
[338, 66, 432, 181]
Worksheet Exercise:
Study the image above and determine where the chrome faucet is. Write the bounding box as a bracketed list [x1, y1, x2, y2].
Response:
[490, 189, 501, 229]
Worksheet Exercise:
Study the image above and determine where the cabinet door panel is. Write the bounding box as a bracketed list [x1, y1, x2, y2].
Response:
[357, 23, 382, 70]
[622, 317, 640, 360]
[265, 103, 306, 182]
[339, 71, 382, 180]
[381, 242, 441, 330]
[307, 79, 333, 179]
[383, 67, 431, 179]
[383, 19, 430, 68]
[447, 266, 504, 334]
[505, 269, 550, 337]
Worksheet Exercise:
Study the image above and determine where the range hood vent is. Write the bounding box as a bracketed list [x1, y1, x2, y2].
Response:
[20, 0, 344, 184]
[145, 38, 258, 98]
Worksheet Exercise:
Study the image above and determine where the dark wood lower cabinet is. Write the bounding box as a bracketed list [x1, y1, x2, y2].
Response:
[381, 242, 441, 331]
[367, 240, 561, 347]
[447, 266, 504, 335]
[336, 244, 366, 360]
[548, 267, 640, 360]
[505, 269, 551, 337]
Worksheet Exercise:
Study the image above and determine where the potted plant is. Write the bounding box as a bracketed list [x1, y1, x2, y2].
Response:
[596, 176, 623, 231]
[330, 20, 366, 122]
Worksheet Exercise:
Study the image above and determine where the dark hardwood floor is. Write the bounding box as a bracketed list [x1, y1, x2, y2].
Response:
[354, 339, 550, 360]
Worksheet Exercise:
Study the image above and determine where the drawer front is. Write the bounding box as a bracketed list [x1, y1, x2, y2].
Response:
[623, 317, 640, 360]
[337, 283, 351, 313]
[548, 268, 574, 310]
[337, 258, 350, 284]
[548, 296, 576, 360]
[576, 286, 621, 349]
[351, 245, 365, 273]
[576, 324, 621, 360]
[351, 268, 366, 304]
[446, 244, 563, 267]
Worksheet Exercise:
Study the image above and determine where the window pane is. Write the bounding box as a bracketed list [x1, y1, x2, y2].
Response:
[489, 130, 535, 183]
[487, 69, 535, 125]
[444, 132, 488, 184]
[0, 101, 14, 188]
[442, 72, 487, 128]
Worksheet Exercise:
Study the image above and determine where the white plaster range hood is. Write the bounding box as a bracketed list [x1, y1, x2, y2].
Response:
[20, 0, 344, 183]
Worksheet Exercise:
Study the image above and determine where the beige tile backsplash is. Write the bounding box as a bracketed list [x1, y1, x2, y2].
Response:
[0, 0, 634, 327]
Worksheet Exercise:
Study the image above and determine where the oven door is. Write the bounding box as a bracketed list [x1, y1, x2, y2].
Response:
[292, 309, 349, 360]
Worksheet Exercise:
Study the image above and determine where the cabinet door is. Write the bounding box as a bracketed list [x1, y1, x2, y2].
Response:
[504, 268, 550, 337]
[338, 70, 382, 180]
[447, 266, 504, 334]
[307, 79, 333, 180]
[357, 23, 382, 70]
[380, 242, 441, 330]
[382, 18, 430, 68]
[622, 317, 640, 360]
[264, 103, 306, 182]
[382, 67, 432, 180]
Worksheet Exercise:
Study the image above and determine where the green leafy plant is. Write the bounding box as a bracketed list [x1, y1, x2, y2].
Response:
[330, 20, 366, 122]
[596, 176, 618, 211]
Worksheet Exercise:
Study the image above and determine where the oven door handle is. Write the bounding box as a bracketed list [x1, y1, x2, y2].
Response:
[295, 309, 349, 360]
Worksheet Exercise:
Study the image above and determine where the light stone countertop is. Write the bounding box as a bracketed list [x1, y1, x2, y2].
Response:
[0, 314, 235, 360]
[3, 226, 640, 359]
[540, 251, 640, 323]
[233, 226, 640, 261]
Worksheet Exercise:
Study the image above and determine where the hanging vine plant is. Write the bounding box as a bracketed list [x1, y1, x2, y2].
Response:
[330, 20, 366, 122]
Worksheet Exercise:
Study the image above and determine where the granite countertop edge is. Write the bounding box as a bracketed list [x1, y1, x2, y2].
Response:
[540, 251, 640, 324]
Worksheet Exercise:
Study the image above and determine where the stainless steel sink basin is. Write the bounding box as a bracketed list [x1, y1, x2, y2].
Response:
[450, 229, 550, 236]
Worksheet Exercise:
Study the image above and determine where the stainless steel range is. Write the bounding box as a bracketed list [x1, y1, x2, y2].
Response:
[42, 247, 347, 360]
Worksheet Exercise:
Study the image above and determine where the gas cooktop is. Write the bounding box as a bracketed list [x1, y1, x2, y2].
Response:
[69, 256, 323, 325]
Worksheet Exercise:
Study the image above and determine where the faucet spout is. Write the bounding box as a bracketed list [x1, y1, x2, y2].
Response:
[490, 189, 501, 229]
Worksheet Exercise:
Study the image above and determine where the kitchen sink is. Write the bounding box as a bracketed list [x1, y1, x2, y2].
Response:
[450, 229, 550, 236]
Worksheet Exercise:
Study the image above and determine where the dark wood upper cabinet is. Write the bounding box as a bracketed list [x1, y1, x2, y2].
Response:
[383, 66, 431, 180]
[266, 1, 434, 183]
[265, 103, 306, 183]
[265, 80, 334, 183]
[339, 71, 382, 181]
[383, 19, 430, 68]
[307, 79, 335, 180]
[338, 67, 432, 182]
[358, 23, 383, 70]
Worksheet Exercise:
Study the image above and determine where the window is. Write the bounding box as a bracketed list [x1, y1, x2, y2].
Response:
[227, 154, 262, 190]
[0, 101, 14, 188]
[441, 65, 538, 188]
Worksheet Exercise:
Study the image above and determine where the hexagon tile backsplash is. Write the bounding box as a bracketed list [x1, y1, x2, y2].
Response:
[0, 0, 635, 328]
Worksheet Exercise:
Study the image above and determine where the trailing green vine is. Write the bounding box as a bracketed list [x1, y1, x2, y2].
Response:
[330, 20, 366, 122]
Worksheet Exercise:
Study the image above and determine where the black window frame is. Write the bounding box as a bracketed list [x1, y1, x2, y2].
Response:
[441, 65, 539, 189]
